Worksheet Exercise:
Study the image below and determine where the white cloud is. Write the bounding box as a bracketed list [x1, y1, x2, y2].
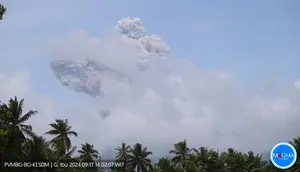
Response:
[0, 72, 58, 137]
[294, 80, 300, 90]
[0, 72, 32, 100]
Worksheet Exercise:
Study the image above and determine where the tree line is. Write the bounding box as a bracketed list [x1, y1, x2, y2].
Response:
[0, 97, 299, 172]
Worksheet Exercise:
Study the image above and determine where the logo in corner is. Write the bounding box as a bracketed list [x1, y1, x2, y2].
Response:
[270, 142, 297, 169]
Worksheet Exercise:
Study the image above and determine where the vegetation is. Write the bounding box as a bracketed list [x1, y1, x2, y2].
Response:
[0, 4, 6, 20]
[0, 97, 299, 172]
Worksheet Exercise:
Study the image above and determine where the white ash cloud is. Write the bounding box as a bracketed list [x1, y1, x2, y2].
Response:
[117, 17, 146, 39]
[47, 17, 300, 158]
[118, 17, 170, 58]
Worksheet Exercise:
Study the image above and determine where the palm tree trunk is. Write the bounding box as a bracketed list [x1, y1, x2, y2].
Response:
[137, 164, 141, 172]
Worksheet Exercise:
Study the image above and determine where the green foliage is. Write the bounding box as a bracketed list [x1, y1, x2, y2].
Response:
[45, 119, 78, 156]
[0, 96, 299, 172]
[0, 128, 8, 136]
[0, 4, 5, 20]
[126, 143, 153, 172]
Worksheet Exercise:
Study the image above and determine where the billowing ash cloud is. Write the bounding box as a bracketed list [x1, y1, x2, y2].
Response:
[139, 35, 170, 57]
[49, 17, 300, 158]
[51, 18, 170, 96]
[117, 17, 146, 39]
[51, 58, 128, 96]
[117, 17, 170, 57]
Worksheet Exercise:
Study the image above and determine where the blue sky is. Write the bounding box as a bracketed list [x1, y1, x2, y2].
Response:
[1, 0, 300, 93]
[0, 0, 300, 155]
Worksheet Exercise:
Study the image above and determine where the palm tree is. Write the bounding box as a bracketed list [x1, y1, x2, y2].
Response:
[45, 119, 77, 155]
[188, 147, 218, 171]
[77, 143, 99, 172]
[0, 102, 11, 154]
[223, 148, 249, 172]
[45, 119, 78, 172]
[24, 135, 49, 161]
[23, 135, 59, 172]
[169, 140, 190, 171]
[127, 143, 153, 172]
[78, 142, 99, 162]
[265, 161, 282, 172]
[4, 96, 37, 138]
[211, 151, 226, 172]
[0, 4, 6, 20]
[113, 142, 131, 172]
[0, 97, 37, 165]
[47, 142, 78, 172]
[289, 137, 300, 171]
[154, 157, 176, 172]
[115, 142, 131, 161]
[245, 151, 268, 172]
